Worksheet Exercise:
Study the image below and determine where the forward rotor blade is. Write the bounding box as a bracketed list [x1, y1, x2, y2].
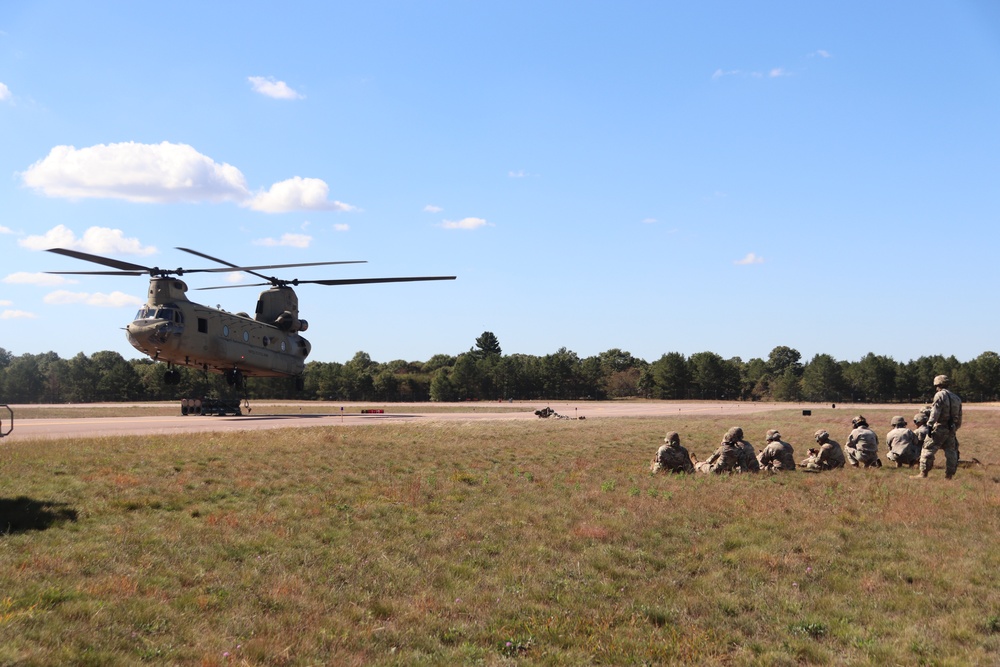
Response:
[47, 248, 152, 273]
[46, 270, 148, 276]
[176, 247, 367, 283]
[194, 282, 272, 291]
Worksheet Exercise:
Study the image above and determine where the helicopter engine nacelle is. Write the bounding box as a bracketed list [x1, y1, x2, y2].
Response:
[298, 319, 308, 332]
[275, 310, 308, 332]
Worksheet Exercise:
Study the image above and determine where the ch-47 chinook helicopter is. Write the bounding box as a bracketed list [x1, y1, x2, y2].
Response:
[46, 247, 455, 392]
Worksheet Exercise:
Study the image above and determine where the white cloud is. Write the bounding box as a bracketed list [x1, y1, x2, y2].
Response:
[248, 76, 303, 100]
[642, 217, 657, 224]
[0, 82, 10, 102]
[423, 205, 443, 213]
[0, 225, 15, 234]
[0, 300, 11, 306]
[247, 176, 357, 213]
[769, 67, 791, 78]
[43, 290, 143, 307]
[441, 217, 491, 230]
[508, 170, 526, 178]
[712, 69, 741, 79]
[252, 233, 312, 248]
[810, 50, 832, 58]
[21, 142, 251, 204]
[333, 223, 350, 232]
[734, 252, 765, 266]
[19, 225, 157, 255]
[2, 272, 78, 286]
[1, 309, 37, 320]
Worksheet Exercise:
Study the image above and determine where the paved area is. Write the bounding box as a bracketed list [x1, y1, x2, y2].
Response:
[3, 400, 979, 442]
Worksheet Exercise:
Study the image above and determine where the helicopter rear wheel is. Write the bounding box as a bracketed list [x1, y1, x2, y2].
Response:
[164, 369, 181, 385]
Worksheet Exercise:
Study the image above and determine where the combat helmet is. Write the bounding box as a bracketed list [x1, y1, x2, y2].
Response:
[664, 431, 680, 444]
[724, 427, 744, 443]
[933, 374, 950, 387]
[814, 429, 830, 443]
[766, 429, 781, 442]
[852, 415, 868, 428]
[890, 416, 906, 427]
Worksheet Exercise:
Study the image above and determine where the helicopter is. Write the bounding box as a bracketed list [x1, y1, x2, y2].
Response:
[46, 247, 455, 392]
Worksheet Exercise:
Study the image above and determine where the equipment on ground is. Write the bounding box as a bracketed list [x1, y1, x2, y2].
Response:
[47, 247, 455, 398]
[0, 405, 12, 438]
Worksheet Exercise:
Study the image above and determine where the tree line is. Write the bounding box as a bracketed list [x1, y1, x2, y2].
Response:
[2, 334, 999, 404]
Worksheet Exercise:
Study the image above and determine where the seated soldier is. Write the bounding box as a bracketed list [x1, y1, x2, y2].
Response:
[731, 426, 760, 473]
[693, 427, 742, 474]
[650, 431, 695, 474]
[885, 415, 920, 468]
[757, 429, 796, 471]
[799, 430, 846, 471]
[846, 415, 881, 468]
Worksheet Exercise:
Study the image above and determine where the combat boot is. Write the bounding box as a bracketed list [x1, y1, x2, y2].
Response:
[910, 470, 928, 479]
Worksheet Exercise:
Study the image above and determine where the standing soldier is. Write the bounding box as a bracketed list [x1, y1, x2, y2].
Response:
[885, 416, 920, 468]
[694, 427, 742, 474]
[846, 415, 881, 468]
[799, 430, 846, 471]
[757, 429, 796, 471]
[650, 431, 696, 474]
[913, 375, 963, 479]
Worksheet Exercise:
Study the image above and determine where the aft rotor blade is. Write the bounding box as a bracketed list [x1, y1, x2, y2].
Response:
[47, 248, 152, 273]
[46, 270, 148, 276]
[305, 276, 457, 286]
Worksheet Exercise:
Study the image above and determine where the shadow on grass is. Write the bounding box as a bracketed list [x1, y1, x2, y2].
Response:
[0, 496, 78, 535]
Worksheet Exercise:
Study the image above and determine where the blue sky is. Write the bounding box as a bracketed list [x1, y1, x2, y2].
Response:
[2, 1, 999, 366]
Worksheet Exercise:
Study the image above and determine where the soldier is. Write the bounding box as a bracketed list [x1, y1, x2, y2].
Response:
[846, 415, 881, 468]
[912, 408, 932, 453]
[885, 416, 920, 468]
[693, 427, 742, 474]
[757, 429, 796, 471]
[799, 430, 846, 471]
[650, 431, 695, 474]
[913, 375, 963, 479]
[731, 427, 760, 473]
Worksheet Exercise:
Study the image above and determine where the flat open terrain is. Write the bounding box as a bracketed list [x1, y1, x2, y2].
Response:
[0, 404, 998, 665]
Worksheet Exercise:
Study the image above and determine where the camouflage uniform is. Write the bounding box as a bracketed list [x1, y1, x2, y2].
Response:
[916, 376, 963, 479]
[650, 431, 695, 474]
[912, 410, 931, 453]
[731, 428, 760, 473]
[846, 416, 881, 468]
[757, 429, 796, 471]
[799, 430, 846, 471]
[885, 416, 920, 467]
[695, 427, 742, 474]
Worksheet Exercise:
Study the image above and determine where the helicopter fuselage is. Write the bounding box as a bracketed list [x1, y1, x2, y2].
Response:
[125, 277, 311, 378]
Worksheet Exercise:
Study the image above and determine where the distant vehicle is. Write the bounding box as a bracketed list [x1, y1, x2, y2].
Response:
[47, 247, 455, 392]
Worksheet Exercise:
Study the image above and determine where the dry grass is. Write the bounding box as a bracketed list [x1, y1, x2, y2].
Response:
[0, 409, 998, 665]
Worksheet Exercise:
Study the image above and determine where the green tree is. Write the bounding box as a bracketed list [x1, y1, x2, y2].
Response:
[473, 331, 502, 359]
[430, 367, 456, 401]
[689, 351, 727, 399]
[648, 352, 690, 399]
[801, 354, 844, 402]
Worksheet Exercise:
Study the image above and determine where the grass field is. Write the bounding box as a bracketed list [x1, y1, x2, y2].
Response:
[0, 408, 998, 665]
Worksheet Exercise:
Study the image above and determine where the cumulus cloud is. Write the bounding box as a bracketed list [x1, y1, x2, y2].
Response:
[769, 67, 791, 78]
[247, 177, 358, 213]
[423, 204, 443, 213]
[0, 82, 10, 102]
[248, 76, 304, 100]
[0, 300, 11, 306]
[0, 225, 15, 234]
[252, 233, 312, 248]
[1, 309, 37, 320]
[2, 272, 78, 286]
[441, 217, 491, 230]
[734, 252, 765, 266]
[19, 225, 157, 255]
[333, 223, 350, 232]
[43, 290, 143, 307]
[21, 142, 356, 213]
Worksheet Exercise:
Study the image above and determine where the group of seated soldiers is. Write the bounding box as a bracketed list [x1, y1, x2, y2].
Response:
[650, 410, 932, 475]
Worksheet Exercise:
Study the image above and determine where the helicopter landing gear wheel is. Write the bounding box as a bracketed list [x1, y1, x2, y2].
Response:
[225, 369, 244, 387]
[164, 369, 181, 385]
